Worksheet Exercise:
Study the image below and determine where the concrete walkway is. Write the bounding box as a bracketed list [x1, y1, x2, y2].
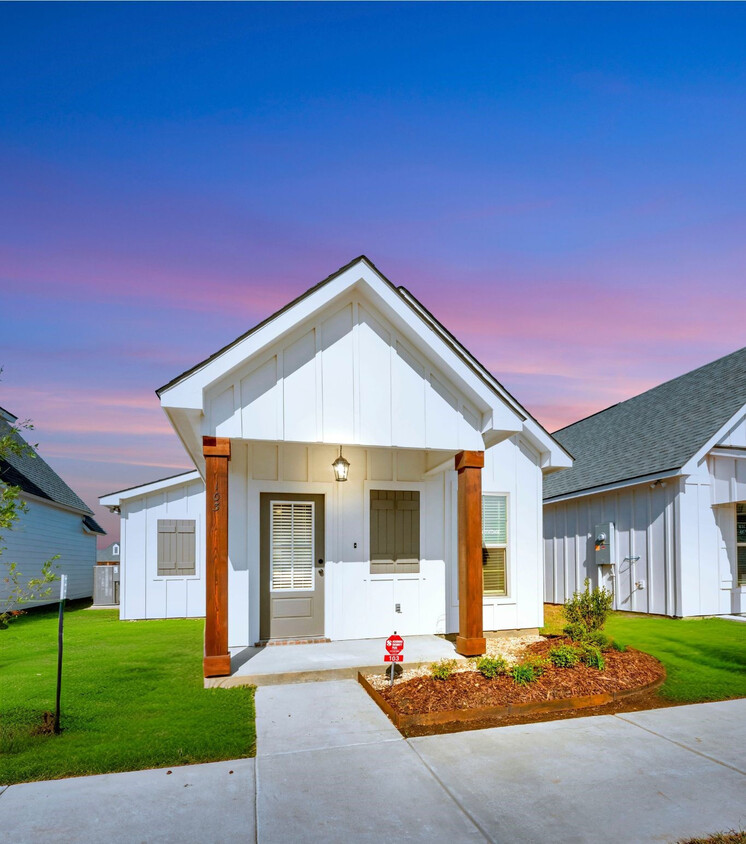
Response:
[3, 688, 745, 843]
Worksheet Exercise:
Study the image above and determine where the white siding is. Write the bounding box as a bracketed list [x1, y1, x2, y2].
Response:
[120, 479, 205, 620]
[202, 296, 486, 452]
[0, 497, 96, 604]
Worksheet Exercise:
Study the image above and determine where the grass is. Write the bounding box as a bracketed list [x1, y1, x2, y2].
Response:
[541, 604, 746, 703]
[0, 601, 255, 784]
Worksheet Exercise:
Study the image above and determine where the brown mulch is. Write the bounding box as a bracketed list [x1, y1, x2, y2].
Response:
[379, 640, 663, 716]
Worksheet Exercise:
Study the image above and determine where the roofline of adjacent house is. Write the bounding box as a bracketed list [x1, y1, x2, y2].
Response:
[154, 255, 569, 459]
[100, 469, 200, 504]
[543, 467, 685, 504]
[17, 488, 96, 518]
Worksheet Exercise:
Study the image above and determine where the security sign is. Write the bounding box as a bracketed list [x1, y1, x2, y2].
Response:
[386, 634, 404, 656]
[384, 654, 403, 663]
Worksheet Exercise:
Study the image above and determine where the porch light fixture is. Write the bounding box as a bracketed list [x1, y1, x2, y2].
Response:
[332, 447, 350, 482]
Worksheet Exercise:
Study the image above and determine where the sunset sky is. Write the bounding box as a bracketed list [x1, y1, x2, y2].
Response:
[2, 3, 745, 540]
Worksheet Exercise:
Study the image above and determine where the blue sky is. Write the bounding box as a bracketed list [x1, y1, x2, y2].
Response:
[1, 3, 744, 538]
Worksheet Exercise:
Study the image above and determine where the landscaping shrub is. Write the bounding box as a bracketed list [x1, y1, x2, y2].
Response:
[611, 640, 627, 653]
[430, 658, 458, 681]
[563, 578, 613, 635]
[580, 644, 605, 670]
[523, 655, 548, 677]
[475, 655, 506, 679]
[563, 622, 587, 642]
[548, 644, 580, 668]
[582, 630, 611, 650]
[510, 657, 546, 685]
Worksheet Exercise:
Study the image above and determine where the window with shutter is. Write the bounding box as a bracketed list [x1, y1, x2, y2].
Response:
[482, 494, 507, 596]
[271, 501, 315, 591]
[157, 519, 196, 576]
[370, 490, 420, 574]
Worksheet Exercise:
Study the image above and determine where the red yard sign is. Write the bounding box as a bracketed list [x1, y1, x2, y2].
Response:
[386, 634, 404, 656]
[384, 654, 403, 663]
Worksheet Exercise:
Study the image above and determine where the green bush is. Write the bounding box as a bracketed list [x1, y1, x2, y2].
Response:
[475, 655, 507, 679]
[509, 657, 546, 686]
[563, 622, 587, 642]
[549, 645, 580, 668]
[430, 658, 458, 681]
[563, 578, 613, 634]
[611, 640, 627, 653]
[582, 630, 610, 650]
[580, 644, 605, 670]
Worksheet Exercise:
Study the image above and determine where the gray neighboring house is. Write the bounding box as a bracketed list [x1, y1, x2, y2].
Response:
[543, 348, 746, 617]
[97, 541, 120, 564]
[0, 406, 105, 605]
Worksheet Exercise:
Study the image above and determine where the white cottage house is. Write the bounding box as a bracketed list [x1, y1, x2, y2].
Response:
[544, 347, 746, 618]
[102, 257, 570, 678]
[1, 406, 105, 605]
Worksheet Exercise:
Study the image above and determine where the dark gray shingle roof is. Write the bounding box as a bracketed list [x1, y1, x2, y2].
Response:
[543, 347, 746, 501]
[0, 417, 93, 515]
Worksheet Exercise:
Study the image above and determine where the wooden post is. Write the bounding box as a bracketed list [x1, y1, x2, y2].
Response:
[203, 436, 231, 678]
[455, 450, 486, 657]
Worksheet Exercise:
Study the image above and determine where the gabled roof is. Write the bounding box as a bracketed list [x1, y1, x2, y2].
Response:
[543, 347, 746, 501]
[0, 417, 94, 515]
[84, 515, 107, 535]
[100, 470, 201, 507]
[156, 255, 571, 466]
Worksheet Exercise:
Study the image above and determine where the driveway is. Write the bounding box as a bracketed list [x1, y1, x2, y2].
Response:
[3, 683, 745, 843]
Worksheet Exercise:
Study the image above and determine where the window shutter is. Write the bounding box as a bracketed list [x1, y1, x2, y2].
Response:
[738, 505, 746, 586]
[271, 502, 314, 591]
[157, 520, 177, 573]
[482, 496, 507, 545]
[158, 519, 196, 576]
[370, 490, 420, 574]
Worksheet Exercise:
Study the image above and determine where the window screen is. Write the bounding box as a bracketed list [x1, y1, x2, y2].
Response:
[157, 520, 196, 576]
[370, 490, 420, 574]
[482, 495, 507, 596]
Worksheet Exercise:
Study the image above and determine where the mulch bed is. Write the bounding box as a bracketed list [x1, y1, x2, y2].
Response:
[378, 639, 663, 716]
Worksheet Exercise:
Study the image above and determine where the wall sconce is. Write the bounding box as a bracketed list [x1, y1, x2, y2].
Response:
[649, 479, 667, 489]
[332, 446, 350, 482]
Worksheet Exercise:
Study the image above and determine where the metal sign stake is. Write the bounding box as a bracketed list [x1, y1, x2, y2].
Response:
[54, 574, 67, 735]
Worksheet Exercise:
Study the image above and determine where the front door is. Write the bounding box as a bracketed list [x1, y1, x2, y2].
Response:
[260, 493, 325, 640]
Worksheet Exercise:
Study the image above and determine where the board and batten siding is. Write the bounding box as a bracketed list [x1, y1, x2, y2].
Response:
[224, 435, 545, 648]
[544, 480, 680, 616]
[120, 478, 205, 620]
[203, 295, 486, 452]
[0, 496, 96, 604]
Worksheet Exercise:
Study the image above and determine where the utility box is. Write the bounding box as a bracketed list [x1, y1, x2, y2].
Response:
[94, 565, 120, 606]
[594, 522, 615, 566]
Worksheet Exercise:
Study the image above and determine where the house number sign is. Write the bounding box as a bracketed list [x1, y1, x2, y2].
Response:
[213, 478, 221, 512]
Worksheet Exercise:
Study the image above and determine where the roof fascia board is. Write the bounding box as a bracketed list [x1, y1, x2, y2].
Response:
[18, 490, 92, 517]
[682, 403, 746, 475]
[544, 468, 685, 504]
[710, 447, 746, 459]
[99, 470, 202, 507]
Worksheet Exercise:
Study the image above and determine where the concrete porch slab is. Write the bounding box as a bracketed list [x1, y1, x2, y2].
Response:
[206, 634, 466, 687]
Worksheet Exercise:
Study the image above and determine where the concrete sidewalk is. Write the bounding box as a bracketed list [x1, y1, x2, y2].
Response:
[3, 688, 745, 843]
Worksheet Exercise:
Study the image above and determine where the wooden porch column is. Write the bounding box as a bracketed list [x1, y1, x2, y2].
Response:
[203, 436, 231, 678]
[455, 450, 486, 657]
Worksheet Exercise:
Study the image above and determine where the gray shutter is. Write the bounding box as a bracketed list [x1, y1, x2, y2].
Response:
[370, 490, 420, 574]
[158, 519, 196, 576]
[157, 520, 177, 575]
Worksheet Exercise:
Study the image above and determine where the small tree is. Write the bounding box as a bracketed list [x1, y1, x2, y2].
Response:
[0, 399, 59, 629]
[562, 578, 613, 640]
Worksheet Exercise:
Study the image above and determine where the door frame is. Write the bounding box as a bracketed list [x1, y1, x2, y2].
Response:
[259, 491, 326, 640]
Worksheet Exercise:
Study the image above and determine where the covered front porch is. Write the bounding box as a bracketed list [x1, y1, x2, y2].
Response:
[205, 634, 466, 688]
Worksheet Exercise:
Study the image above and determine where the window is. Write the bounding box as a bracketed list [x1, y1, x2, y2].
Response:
[737, 504, 746, 586]
[271, 501, 314, 591]
[482, 494, 507, 596]
[370, 490, 420, 574]
[157, 520, 196, 576]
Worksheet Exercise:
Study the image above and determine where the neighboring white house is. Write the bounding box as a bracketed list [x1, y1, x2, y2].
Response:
[101, 257, 571, 676]
[1, 406, 105, 605]
[544, 347, 746, 618]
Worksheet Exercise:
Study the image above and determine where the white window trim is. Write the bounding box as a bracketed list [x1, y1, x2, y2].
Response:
[270, 499, 316, 593]
[363, 480, 425, 579]
[482, 491, 510, 601]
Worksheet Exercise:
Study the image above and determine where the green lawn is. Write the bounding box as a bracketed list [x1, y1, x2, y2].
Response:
[542, 604, 746, 703]
[0, 602, 255, 784]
